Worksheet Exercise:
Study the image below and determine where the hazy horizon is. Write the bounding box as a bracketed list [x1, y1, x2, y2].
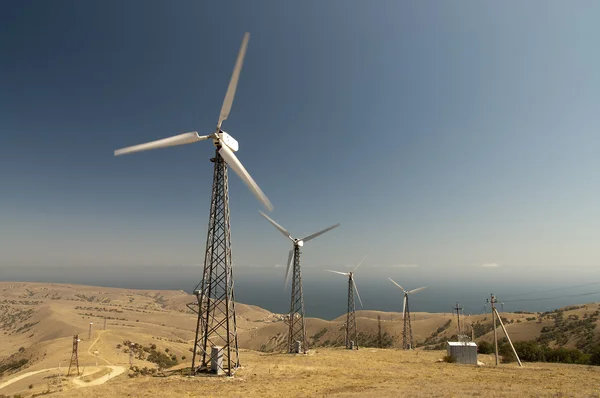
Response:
[3, 264, 600, 320]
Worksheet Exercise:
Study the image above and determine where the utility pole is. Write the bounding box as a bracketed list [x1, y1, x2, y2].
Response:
[88, 322, 93, 340]
[129, 343, 135, 368]
[377, 315, 382, 348]
[488, 295, 498, 366]
[453, 302, 463, 336]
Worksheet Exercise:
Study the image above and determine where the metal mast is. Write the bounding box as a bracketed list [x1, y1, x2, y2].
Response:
[67, 335, 79, 376]
[288, 243, 307, 353]
[346, 274, 358, 350]
[402, 293, 413, 350]
[189, 150, 239, 375]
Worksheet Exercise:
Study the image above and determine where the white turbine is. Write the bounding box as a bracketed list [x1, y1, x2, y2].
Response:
[326, 252, 369, 350]
[389, 278, 426, 350]
[259, 211, 339, 289]
[325, 251, 369, 308]
[388, 278, 426, 320]
[114, 32, 272, 211]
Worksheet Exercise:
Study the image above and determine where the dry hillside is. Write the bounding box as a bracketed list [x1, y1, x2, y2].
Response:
[0, 282, 599, 397]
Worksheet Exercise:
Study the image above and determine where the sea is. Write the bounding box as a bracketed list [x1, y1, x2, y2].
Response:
[2, 265, 600, 320]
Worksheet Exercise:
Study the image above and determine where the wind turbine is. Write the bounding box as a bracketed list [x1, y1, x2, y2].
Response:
[326, 252, 369, 350]
[389, 278, 427, 350]
[259, 211, 339, 354]
[115, 33, 271, 377]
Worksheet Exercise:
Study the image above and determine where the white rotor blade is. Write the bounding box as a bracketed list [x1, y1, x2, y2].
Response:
[408, 286, 427, 295]
[353, 251, 371, 272]
[402, 295, 407, 320]
[259, 211, 292, 239]
[218, 32, 250, 129]
[284, 249, 294, 290]
[218, 144, 273, 211]
[300, 223, 340, 243]
[325, 270, 349, 277]
[114, 132, 210, 156]
[353, 277, 364, 308]
[388, 277, 407, 294]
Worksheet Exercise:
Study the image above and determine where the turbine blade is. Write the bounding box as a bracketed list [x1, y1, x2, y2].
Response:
[353, 251, 371, 272]
[300, 223, 340, 243]
[218, 32, 250, 129]
[402, 295, 407, 320]
[408, 286, 427, 295]
[388, 277, 407, 294]
[284, 249, 294, 290]
[259, 211, 291, 239]
[114, 132, 210, 156]
[353, 278, 364, 308]
[325, 270, 349, 276]
[219, 145, 273, 211]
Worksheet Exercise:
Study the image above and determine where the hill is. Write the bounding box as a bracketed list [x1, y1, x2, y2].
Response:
[1, 282, 600, 397]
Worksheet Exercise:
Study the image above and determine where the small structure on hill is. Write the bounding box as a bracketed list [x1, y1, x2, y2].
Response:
[67, 335, 80, 376]
[446, 341, 478, 365]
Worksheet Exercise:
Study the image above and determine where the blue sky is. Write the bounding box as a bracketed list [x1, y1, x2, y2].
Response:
[1, 1, 599, 284]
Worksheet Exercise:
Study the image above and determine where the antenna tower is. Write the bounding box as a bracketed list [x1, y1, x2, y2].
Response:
[67, 335, 80, 376]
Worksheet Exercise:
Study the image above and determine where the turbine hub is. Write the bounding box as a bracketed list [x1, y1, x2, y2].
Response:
[297, 240, 304, 247]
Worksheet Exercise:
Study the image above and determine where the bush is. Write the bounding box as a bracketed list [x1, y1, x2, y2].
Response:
[442, 355, 456, 363]
[477, 341, 494, 354]
[28, 384, 33, 389]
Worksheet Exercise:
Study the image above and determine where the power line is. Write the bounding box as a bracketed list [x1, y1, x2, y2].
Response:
[503, 290, 600, 304]
[506, 281, 600, 298]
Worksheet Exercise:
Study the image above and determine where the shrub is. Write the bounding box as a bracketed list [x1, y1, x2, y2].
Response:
[442, 355, 456, 363]
[477, 341, 494, 354]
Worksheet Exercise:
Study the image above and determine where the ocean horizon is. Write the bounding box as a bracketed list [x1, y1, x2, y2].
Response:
[2, 265, 600, 321]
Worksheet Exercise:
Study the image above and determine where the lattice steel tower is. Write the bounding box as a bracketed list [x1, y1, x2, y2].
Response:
[188, 152, 239, 375]
[389, 278, 427, 350]
[345, 276, 358, 349]
[326, 253, 368, 350]
[67, 335, 80, 376]
[288, 243, 307, 353]
[113, 33, 273, 376]
[260, 212, 340, 354]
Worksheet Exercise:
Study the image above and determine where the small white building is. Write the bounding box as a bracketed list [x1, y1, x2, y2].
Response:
[446, 341, 478, 365]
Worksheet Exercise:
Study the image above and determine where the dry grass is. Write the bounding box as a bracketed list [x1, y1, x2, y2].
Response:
[53, 348, 600, 398]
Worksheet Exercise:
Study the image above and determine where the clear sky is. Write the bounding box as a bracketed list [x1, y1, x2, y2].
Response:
[1, 1, 599, 284]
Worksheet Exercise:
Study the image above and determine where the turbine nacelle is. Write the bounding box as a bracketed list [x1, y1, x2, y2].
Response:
[259, 211, 340, 290]
[215, 131, 239, 152]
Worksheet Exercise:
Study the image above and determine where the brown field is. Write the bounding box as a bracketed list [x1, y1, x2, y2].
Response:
[1, 282, 599, 397]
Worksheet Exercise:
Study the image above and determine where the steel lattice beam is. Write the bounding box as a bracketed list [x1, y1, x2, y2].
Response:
[288, 244, 307, 353]
[189, 150, 239, 376]
[346, 277, 358, 349]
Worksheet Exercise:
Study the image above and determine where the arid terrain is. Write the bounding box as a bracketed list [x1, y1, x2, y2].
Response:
[1, 282, 599, 397]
